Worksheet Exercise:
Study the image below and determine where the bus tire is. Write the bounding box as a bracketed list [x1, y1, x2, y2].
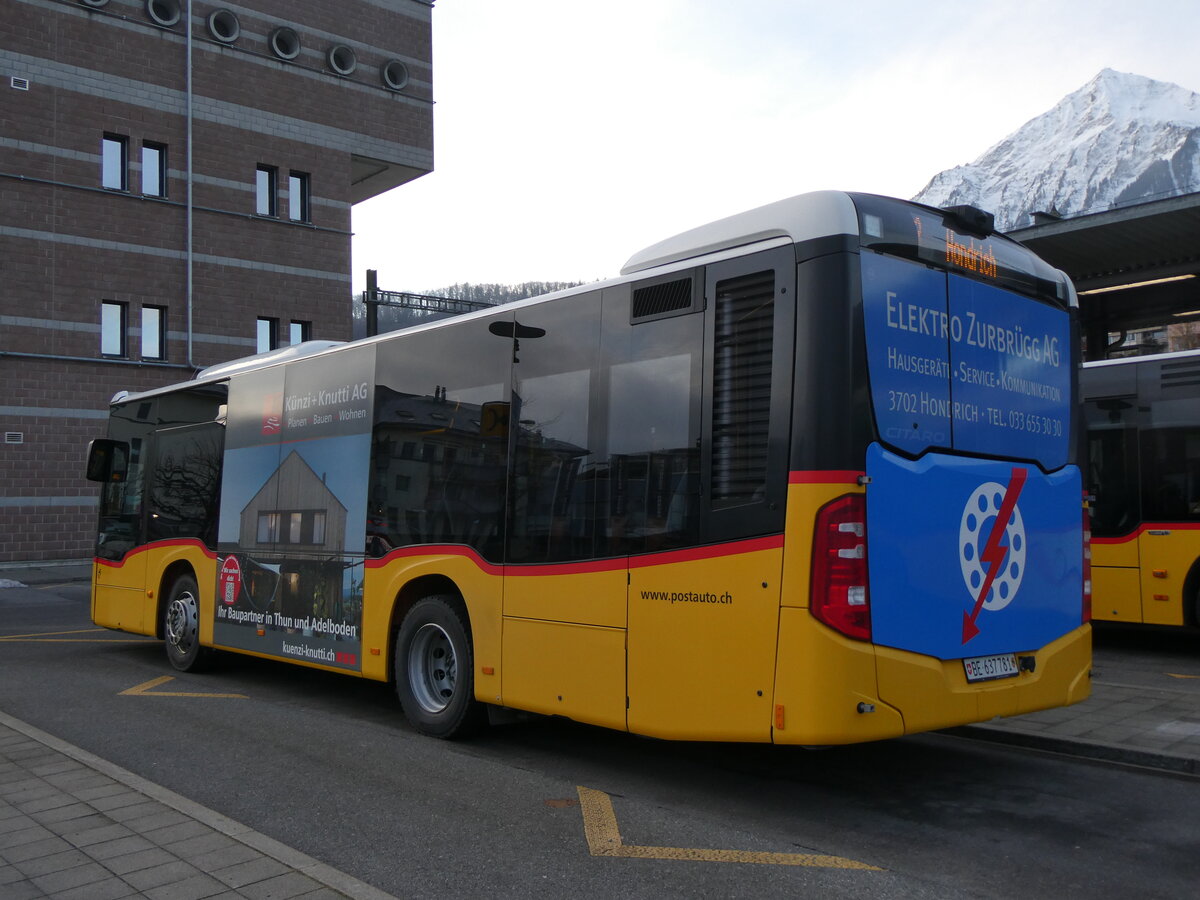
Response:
[163, 574, 209, 672]
[395, 595, 485, 739]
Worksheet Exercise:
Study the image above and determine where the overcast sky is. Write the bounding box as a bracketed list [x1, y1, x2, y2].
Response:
[351, 0, 1200, 293]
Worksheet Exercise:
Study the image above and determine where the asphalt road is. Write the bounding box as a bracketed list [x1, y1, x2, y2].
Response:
[2, 580, 1198, 899]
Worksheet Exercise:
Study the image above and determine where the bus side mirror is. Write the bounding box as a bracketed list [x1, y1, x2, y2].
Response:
[86, 439, 129, 483]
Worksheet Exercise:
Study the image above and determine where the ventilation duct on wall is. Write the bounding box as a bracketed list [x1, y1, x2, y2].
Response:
[145, 0, 181, 27]
[327, 44, 357, 76]
[207, 9, 240, 43]
[270, 26, 301, 61]
[381, 60, 409, 91]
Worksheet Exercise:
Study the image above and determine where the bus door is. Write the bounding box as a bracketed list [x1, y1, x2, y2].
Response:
[498, 294, 630, 732]
[1084, 393, 1143, 622]
[1133, 366, 1200, 626]
[627, 246, 794, 742]
[92, 408, 154, 632]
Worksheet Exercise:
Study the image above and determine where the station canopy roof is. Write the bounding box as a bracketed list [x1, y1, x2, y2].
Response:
[1007, 192, 1200, 349]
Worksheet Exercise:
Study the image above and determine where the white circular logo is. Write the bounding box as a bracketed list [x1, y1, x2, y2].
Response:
[959, 481, 1026, 611]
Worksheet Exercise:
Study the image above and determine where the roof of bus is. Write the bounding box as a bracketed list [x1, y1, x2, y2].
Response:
[620, 190, 859, 275]
[112, 191, 871, 406]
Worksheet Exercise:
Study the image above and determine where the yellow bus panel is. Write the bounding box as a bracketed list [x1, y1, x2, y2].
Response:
[503, 566, 627, 628]
[1137, 529, 1196, 627]
[875, 625, 1091, 734]
[1091, 566, 1142, 622]
[1092, 537, 1139, 569]
[772, 608, 904, 745]
[626, 542, 781, 742]
[93, 554, 147, 634]
[500, 617, 626, 730]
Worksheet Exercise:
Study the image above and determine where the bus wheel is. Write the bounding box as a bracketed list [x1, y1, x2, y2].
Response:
[163, 575, 208, 672]
[395, 595, 485, 739]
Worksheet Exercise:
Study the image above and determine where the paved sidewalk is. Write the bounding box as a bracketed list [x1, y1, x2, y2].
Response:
[0, 560, 93, 589]
[0, 712, 394, 900]
[959, 676, 1200, 775]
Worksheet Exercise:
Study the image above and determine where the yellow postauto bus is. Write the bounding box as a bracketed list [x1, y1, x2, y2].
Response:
[86, 191, 1091, 743]
[1084, 349, 1200, 627]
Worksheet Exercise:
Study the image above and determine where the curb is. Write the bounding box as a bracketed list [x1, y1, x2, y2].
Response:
[947, 724, 1199, 776]
[0, 709, 398, 900]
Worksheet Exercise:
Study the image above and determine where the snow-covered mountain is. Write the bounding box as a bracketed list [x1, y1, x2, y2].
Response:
[912, 69, 1200, 231]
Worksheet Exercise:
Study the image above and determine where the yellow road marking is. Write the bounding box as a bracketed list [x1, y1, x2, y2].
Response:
[0, 628, 151, 643]
[121, 676, 248, 700]
[1167, 673, 1200, 680]
[575, 786, 880, 869]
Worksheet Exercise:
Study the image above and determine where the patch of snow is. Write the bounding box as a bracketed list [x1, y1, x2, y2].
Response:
[912, 69, 1200, 230]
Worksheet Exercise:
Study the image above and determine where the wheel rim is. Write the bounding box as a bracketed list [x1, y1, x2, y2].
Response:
[166, 590, 198, 656]
[407, 622, 457, 714]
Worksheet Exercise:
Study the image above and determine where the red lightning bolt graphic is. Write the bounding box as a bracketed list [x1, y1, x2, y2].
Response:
[963, 467, 1028, 644]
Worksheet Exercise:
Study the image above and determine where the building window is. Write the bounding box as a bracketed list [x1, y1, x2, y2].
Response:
[257, 512, 280, 543]
[102, 135, 128, 190]
[256, 165, 277, 216]
[257, 316, 279, 353]
[101, 301, 128, 357]
[288, 171, 310, 222]
[141, 142, 167, 197]
[141, 305, 166, 359]
[289, 320, 311, 345]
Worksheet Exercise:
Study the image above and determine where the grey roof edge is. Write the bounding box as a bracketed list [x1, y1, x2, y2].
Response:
[620, 191, 859, 275]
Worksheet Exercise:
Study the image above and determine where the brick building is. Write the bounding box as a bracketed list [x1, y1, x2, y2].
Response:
[0, 0, 434, 562]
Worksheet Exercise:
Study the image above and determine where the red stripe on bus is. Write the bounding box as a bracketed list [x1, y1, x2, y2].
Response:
[1092, 521, 1200, 545]
[789, 470, 864, 484]
[627, 535, 784, 569]
[93, 538, 217, 568]
[365, 535, 785, 577]
[365, 544, 504, 576]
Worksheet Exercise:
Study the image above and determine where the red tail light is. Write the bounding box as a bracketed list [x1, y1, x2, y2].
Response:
[1082, 499, 1092, 624]
[811, 494, 871, 641]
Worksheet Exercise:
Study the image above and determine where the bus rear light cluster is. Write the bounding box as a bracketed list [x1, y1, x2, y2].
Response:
[1082, 501, 1092, 624]
[811, 494, 871, 641]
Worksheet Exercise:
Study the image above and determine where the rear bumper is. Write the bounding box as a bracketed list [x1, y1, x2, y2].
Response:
[771, 609, 1091, 745]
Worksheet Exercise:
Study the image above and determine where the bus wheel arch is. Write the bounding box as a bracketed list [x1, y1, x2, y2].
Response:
[157, 560, 198, 640]
[161, 568, 210, 672]
[1183, 557, 1200, 627]
[386, 574, 462, 680]
[393, 587, 485, 739]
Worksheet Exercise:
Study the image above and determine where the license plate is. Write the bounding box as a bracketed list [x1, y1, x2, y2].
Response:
[962, 653, 1019, 683]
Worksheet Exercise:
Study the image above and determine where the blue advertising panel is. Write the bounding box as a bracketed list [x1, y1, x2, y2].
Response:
[861, 253, 952, 455]
[866, 444, 1082, 660]
[862, 252, 1072, 470]
[947, 275, 1071, 469]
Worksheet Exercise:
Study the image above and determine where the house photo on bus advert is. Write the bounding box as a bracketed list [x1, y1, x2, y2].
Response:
[214, 346, 375, 671]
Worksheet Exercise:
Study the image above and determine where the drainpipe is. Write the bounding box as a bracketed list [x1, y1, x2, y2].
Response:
[186, 0, 195, 369]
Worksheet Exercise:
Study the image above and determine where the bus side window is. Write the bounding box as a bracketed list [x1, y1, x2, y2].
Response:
[1140, 424, 1200, 523]
[370, 315, 511, 561]
[97, 437, 145, 561]
[1084, 399, 1139, 536]
[147, 423, 224, 547]
[599, 283, 702, 556]
[506, 295, 601, 564]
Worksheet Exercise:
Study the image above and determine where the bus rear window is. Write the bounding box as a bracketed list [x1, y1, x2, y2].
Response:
[862, 251, 1072, 469]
